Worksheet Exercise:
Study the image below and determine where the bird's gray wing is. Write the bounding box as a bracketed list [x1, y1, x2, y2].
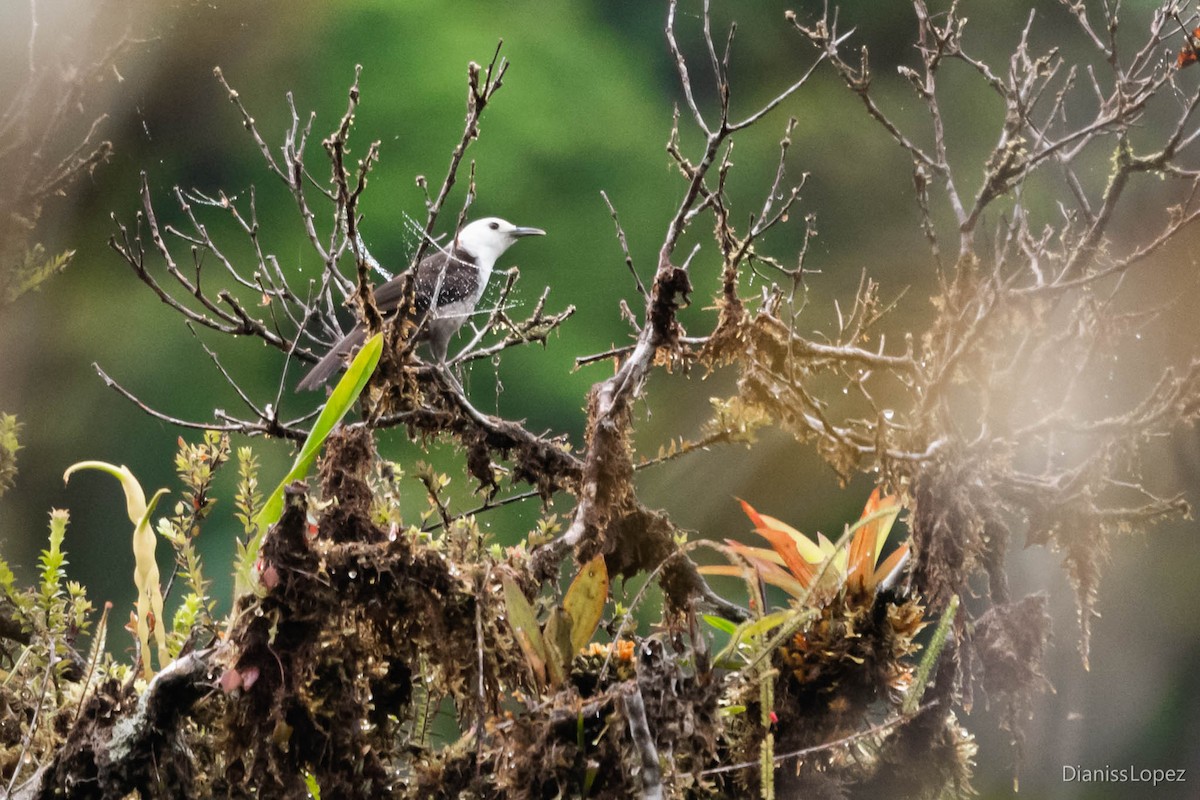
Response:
[371, 246, 479, 316]
[413, 246, 480, 310]
[297, 246, 480, 391]
[295, 325, 366, 392]
[371, 272, 414, 315]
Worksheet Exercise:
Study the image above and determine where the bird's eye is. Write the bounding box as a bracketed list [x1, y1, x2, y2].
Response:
[489, 221, 500, 230]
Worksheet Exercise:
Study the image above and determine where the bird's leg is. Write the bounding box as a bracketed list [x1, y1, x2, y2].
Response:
[440, 360, 466, 396]
[427, 317, 455, 364]
[430, 362, 495, 426]
[422, 321, 466, 393]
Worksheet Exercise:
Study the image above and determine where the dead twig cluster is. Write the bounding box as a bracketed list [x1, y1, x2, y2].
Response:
[104, 48, 577, 493]
[0, 0, 134, 307]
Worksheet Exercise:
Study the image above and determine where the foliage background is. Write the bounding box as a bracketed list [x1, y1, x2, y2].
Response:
[0, 0, 1197, 796]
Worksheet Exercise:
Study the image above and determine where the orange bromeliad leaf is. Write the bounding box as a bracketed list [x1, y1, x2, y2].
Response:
[847, 487, 902, 593]
[874, 541, 911, 588]
[738, 498, 816, 586]
[699, 563, 807, 598]
[756, 512, 826, 564]
[1178, 27, 1200, 69]
[737, 499, 825, 564]
[730, 544, 787, 567]
[731, 489, 910, 605]
[724, 540, 810, 596]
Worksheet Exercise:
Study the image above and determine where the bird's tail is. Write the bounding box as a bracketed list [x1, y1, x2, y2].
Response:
[296, 326, 367, 392]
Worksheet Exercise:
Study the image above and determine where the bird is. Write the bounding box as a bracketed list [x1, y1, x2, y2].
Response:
[296, 217, 545, 392]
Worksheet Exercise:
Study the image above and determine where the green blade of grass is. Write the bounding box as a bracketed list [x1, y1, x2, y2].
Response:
[235, 333, 383, 595]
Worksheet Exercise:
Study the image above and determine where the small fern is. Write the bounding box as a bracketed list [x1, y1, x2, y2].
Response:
[0, 412, 20, 498]
[37, 510, 70, 631]
[2, 244, 75, 306]
[160, 431, 231, 627]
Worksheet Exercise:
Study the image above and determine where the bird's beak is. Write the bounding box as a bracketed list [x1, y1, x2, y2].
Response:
[512, 226, 546, 238]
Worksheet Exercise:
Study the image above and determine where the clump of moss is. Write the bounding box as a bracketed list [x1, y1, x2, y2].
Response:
[221, 427, 527, 798]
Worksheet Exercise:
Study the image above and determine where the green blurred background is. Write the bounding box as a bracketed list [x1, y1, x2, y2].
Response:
[1, 1, 1198, 796]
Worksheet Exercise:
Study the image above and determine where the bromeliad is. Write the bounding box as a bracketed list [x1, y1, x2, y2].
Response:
[704, 487, 910, 605]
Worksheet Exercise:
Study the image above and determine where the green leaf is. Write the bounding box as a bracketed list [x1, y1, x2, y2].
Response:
[563, 556, 608, 653]
[503, 575, 548, 687]
[735, 609, 795, 641]
[543, 607, 573, 687]
[303, 770, 322, 800]
[702, 614, 739, 635]
[236, 333, 383, 595]
[0, 558, 16, 596]
[715, 609, 804, 666]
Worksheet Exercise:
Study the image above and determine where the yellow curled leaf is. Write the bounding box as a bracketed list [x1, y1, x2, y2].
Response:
[64, 461, 170, 677]
[64, 461, 150, 523]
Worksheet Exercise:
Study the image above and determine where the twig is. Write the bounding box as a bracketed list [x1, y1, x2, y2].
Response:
[27, 0, 37, 73]
[601, 190, 647, 299]
[411, 42, 508, 269]
[622, 683, 664, 800]
[574, 336, 709, 369]
[418, 471, 454, 530]
[420, 488, 544, 533]
[71, 602, 112, 730]
[473, 564, 491, 772]
[700, 702, 940, 776]
[4, 635, 55, 797]
[94, 364, 310, 441]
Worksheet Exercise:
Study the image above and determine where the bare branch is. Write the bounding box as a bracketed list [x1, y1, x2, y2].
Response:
[601, 190, 647, 300]
[411, 43, 508, 269]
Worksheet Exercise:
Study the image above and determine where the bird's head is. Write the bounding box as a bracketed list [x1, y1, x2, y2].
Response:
[456, 217, 545, 263]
